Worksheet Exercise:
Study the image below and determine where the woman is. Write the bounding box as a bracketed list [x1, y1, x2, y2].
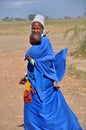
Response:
[20, 14, 82, 130]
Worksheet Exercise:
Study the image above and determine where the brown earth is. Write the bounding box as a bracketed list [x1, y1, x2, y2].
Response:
[0, 35, 86, 130]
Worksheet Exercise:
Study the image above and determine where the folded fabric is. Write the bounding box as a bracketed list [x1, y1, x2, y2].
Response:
[25, 36, 68, 83]
[25, 36, 68, 101]
[54, 48, 68, 82]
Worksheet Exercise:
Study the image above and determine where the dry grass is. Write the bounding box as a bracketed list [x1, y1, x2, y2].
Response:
[0, 18, 86, 35]
[0, 18, 86, 130]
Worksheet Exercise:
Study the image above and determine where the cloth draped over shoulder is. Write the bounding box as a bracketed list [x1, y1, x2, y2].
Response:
[24, 36, 82, 130]
[25, 36, 68, 82]
[25, 36, 67, 101]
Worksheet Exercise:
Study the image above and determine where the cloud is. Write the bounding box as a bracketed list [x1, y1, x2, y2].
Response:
[0, 0, 33, 8]
[11, 1, 29, 7]
[0, 0, 86, 19]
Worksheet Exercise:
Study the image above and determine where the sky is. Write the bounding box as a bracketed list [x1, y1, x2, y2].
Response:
[0, 0, 86, 20]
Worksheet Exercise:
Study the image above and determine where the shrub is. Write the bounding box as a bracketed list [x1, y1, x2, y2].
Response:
[64, 21, 86, 58]
[70, 40, 86, 58]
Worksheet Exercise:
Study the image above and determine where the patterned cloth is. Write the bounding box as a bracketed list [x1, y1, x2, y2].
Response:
[24, 81, 34, 103]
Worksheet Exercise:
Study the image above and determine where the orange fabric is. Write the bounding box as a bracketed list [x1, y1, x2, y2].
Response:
[24, 81, 34, 103]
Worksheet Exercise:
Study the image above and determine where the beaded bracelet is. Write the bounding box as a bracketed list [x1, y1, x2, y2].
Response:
[24, 75, 28, 81]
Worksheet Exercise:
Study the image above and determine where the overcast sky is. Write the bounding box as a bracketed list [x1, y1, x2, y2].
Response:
[0, 0, 86, 20]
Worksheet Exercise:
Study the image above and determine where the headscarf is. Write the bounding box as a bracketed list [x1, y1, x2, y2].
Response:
[32, 14, 47, 37]
[32, 14, 44, 28]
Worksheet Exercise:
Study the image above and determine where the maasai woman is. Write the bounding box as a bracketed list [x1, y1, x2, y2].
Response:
[20, 14, 82, 130]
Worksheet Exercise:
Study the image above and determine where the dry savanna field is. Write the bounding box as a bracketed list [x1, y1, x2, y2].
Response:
[0, 18, 86, 130]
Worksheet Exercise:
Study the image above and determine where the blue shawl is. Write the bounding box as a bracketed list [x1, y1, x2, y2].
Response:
[25, 36, 68, 100]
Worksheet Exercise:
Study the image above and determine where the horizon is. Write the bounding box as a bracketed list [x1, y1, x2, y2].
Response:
[0, 0, 86, 20]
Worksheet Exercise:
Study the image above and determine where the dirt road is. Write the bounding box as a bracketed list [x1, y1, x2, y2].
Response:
[0, 35, 86, 130]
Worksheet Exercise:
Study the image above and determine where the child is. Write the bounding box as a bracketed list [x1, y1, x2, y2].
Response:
[26, 32, 41, 64]
[19, 32, 41, 84]
[29, 32, 41, 45]
[19, 33, 42, 103]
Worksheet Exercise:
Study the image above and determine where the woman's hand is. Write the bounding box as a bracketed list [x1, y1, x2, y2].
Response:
[19, 78, 27, 85]
[19, 75, 28, 85]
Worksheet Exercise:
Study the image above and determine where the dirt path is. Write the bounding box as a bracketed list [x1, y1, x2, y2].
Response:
[0, 35, 86, 130]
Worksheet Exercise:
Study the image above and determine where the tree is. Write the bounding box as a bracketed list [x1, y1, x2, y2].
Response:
[64, 16, 71, 19]
[28, 14, 35, 20]
[1, 17, 10, 21]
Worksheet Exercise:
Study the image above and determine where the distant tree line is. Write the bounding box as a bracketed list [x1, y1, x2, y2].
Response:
[1, 14, 50, 21]
[1, 17, 27, 21]
[1, 9, 86, 21]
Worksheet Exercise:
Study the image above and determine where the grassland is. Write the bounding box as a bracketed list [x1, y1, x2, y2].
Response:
[0, 18, 86, 130]
[0, 18, 86, 35]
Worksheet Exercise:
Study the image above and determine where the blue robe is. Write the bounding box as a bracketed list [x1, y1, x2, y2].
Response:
[24, 36, 82, 130]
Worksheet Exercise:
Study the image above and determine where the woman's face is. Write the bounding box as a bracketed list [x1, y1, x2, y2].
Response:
[31, 22, 43, 35]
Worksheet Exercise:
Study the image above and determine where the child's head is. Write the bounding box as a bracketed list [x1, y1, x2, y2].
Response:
[30, 33, 41, 45]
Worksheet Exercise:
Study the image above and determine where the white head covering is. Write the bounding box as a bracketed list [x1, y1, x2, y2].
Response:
[32, 14, 44, 28]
